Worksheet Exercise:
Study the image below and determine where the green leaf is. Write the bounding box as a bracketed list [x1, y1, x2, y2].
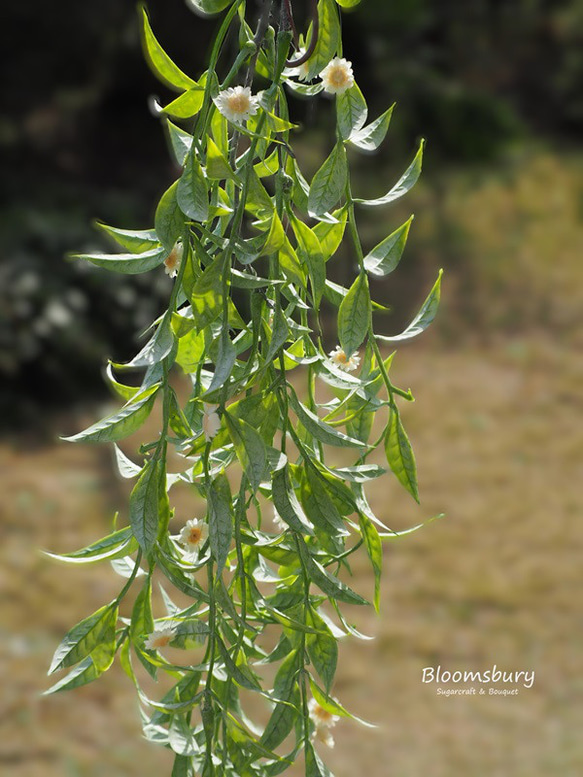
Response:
[208, 472, 233, 576]
[49, 603, 117, 674]
[140, 8, 198, 91]
[167, 120, 193, 166]
[338, 271, 371, 355]
[335, 0, 362, 7]
[261, 212, 286, 256]
[94, 222, 160, 253]
[62, 387, 159, 444]
[190, 254, 225, 331]
[70, 245, 167, 275]
[44, 654, 109, 695]
[304, 0, 340, 80]
[120, 318, 175, 368]
[162, 87, 205, 119]
[206, 136, 239, 182]
[358, 511, 383, 611]
[224, 413, 267, 492]
[288, 388, 365, 449]
[271, 465, 314, 535]
[186, 0, 235, 16]
[385, 405, 419, 502]
[155, 181, 186, 250]
[376, 269, 442, 342]
[305, 742, 334, 777]
[264, 305, 290, 364]
[130, 460, 167, 554]
[177, 149, 209, 222]
[245, 169, 274, 217]
[337, 83, 367, 141]
[306, 611, 338, 693]
[43, 527, 136, 565]
[171, 618, 210, 649]
[312, 207, 347, 261]
[206, 327, 236, 395]
[297, 537, 368, 605]
[349, 104, 394, 152]
[308, 141, 347, 217]
[130, 575, 154, 642]
[176, 327, 205, 373]
[364, 216, 413, 277]
[291, 214, 325, 307]
[301, 465, 348, 537]
[355, 139, 424, 207]
[261, 650, 300, 750]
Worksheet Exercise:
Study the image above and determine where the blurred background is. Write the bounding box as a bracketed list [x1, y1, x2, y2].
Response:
[1, 0, 582, 774]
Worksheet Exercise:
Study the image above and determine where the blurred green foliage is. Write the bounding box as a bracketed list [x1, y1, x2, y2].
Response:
[2, 0, 582, 426]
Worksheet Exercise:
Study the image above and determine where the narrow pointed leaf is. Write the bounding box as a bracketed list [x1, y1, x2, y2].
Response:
[94, 222, 160, 253]
[43, 527, 136, 565]
[355, 139, 424, 207]
[337, 83, 367, 141]
[224, 413, 267, 492]
[349, 104, 394, 151]
[376, 270, 442, 342]
[291, 215, 325, 307]
[177, 149, 209, 222]
[364, 216, 413, 277]
[308, 142, 347, 217]
[271, 466, 314, 535]
[338, 272, 371, 355]
[140, 9, 198, 91]
[208, 472, 233, 576]
[49, 603, 117, 674]
[297, 538, 368, 605]
[155, 181, 186, 250]
[304, 0, 341, 80]
[288, 387, 365, 449]
[70, 246, 167, 274]
[385, 405, 419, 502]
[62, 387, 159, 443]
[130, 460, 167, 554]
[358, 510, 383, 611]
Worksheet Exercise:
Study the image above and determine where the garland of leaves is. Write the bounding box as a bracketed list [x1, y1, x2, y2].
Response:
[46, 1, 442, 775]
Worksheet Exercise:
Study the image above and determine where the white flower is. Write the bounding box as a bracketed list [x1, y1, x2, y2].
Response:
[178, 518, 208, 558]
[320, 57, 354, 95]
[213, 86, 260, 125]
[164, 240, 183, 278]
[308, 698, 339, 748]
[202, 403, 221, 441]
[328, 345, 360, 372]
[314, 726, 335, 749]
[285, 49, 311, 82]
[144, 626, 175, 651]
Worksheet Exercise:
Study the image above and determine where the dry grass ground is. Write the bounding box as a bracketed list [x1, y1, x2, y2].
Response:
[1, 332, 582, 776]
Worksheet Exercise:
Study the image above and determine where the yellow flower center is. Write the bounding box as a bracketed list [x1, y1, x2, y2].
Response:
[188, 526, 203, 545]
[153, 635, 171, 648]
[328, 66, 349, 88]
[313, 704, 334, 724]
[227, 94, 250, 115]
[336, 351, 348, 363]
[164, 248, 180, 271]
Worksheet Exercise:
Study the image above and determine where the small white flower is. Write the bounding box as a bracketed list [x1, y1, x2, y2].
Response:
[144, 626, 175, 651]
[164, 240, 183, 278]
[202, 403, 221, 442]
[308, 698, 340, 732]
[320, 57, 354, 95]
[329, 345, 360, 372]
[314, 726, 335, 749]
[285, 49, 311, 82]
[178, 518, 208, 558]
[213, 86, 260, 125]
